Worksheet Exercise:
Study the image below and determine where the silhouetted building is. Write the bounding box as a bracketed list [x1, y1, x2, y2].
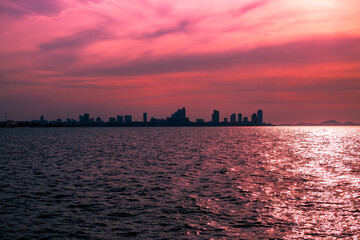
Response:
[38, 115, 48, 125]
[150, 117, 166, 126]
[224, 118, 228, 123]
[124, 115, 132, 124]
[109, 117, 116, 123]
[166, 107, 190, 125]
[150, 117, 158, 124]
[243, 117, 249, 125]
[230, 113, 236, 123]
[251, 113, 257, 125]
[56, 119, 62, 124]
[90, 118, 94, 123]
[96, 116, 102, 123]
[143, 113, 147, 124]
[257, 109, 263, 125]
[238, 113, 242, 124]
[196, 119, 205, 123]
[171, 107, 186, 118]
[79, 113, 90, 123]
[212, 110, 220, 124]
[117, 115, 123, 123]
[84, 113, 89, 123]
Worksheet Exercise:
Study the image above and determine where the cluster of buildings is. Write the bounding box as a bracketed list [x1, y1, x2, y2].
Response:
[77, 113, 133, 125]
[1, 108, 269, 127]
[211, 109, 263, 126]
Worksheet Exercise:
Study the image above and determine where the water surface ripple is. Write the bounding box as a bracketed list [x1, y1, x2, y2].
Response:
[0, 127, 359, 239]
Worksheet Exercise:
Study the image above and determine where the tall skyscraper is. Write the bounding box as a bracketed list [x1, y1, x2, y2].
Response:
[251, 113, 257, 125]
[84, 113, 90, 123]
[170, 107, 186, 119]
[166, 107, 189, 125]
[257, 109, 263, 125]
[230, 113, 236, 123]
[212, 110, 219, 124]
[243, 117, 249, 125]
[124, 115, 132, 124]
[238, 113, 242, 124]
[143, 113, 147, 124]
[117, 115, 123, 123]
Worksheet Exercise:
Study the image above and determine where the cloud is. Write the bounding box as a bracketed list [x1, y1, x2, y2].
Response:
[39, 28, 113, 52]
[0, 80, 39, 86]
[71, 37, 360, 77]
[231, 0, 268, 16]
[0, 0, 66, 17]
[57, 83, 114, 90]
[208, 76, 360, 93]
[140, 20, 190, 39]
[77, 0, 103, 3]
[0, 78, 114, 90]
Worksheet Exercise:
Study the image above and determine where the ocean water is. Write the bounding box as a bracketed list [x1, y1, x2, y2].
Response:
[0, 127, 359, 239]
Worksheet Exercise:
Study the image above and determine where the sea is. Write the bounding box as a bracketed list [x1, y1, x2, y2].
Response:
[0, 127, 359, 239]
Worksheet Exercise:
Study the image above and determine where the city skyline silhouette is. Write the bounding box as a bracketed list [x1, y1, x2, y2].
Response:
[2, 106, 359, 128]
[1, 107, 273, 127]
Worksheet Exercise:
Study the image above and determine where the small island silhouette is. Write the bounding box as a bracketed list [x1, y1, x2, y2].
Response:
[280, 120, 360, 126]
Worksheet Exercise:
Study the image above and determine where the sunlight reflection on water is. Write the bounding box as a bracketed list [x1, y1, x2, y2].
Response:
[263, 127, 360, 239]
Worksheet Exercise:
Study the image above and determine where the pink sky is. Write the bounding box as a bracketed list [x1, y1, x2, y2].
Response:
[0, 0, 359, 123]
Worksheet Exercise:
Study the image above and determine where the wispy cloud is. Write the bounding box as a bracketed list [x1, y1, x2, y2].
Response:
[76, 0, 104, 3]
[57, 83, 114, 90]
[39, 28, 113, 52]
[0, 0, 66, 17]
[231, 0, 268, 16]
[140, 20, 190, 39]
[71, 37, 360, 77]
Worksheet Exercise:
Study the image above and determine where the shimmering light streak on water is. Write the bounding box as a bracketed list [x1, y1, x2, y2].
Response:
[0, 127, 359, 239]
[257, 127, 360, 239]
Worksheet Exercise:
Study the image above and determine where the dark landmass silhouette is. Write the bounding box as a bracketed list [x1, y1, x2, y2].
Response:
[279, 120, 360, 126]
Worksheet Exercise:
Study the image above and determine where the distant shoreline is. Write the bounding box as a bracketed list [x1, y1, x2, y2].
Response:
[1, 119, 359, 128]
[278, 120, 360, 127]
[0, 123, 273, 128]
[1, 124, 360, 128]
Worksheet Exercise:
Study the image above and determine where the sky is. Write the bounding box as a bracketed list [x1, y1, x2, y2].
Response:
[0, 0, 359, 124]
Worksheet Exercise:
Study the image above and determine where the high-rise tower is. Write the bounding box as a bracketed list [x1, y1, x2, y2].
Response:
[143, 113, 147, 124]
[257, 109, 263, 125]
[230, 113, 236, 123]
[212, 110, 220, 124]
[238, 113, 242, 124]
